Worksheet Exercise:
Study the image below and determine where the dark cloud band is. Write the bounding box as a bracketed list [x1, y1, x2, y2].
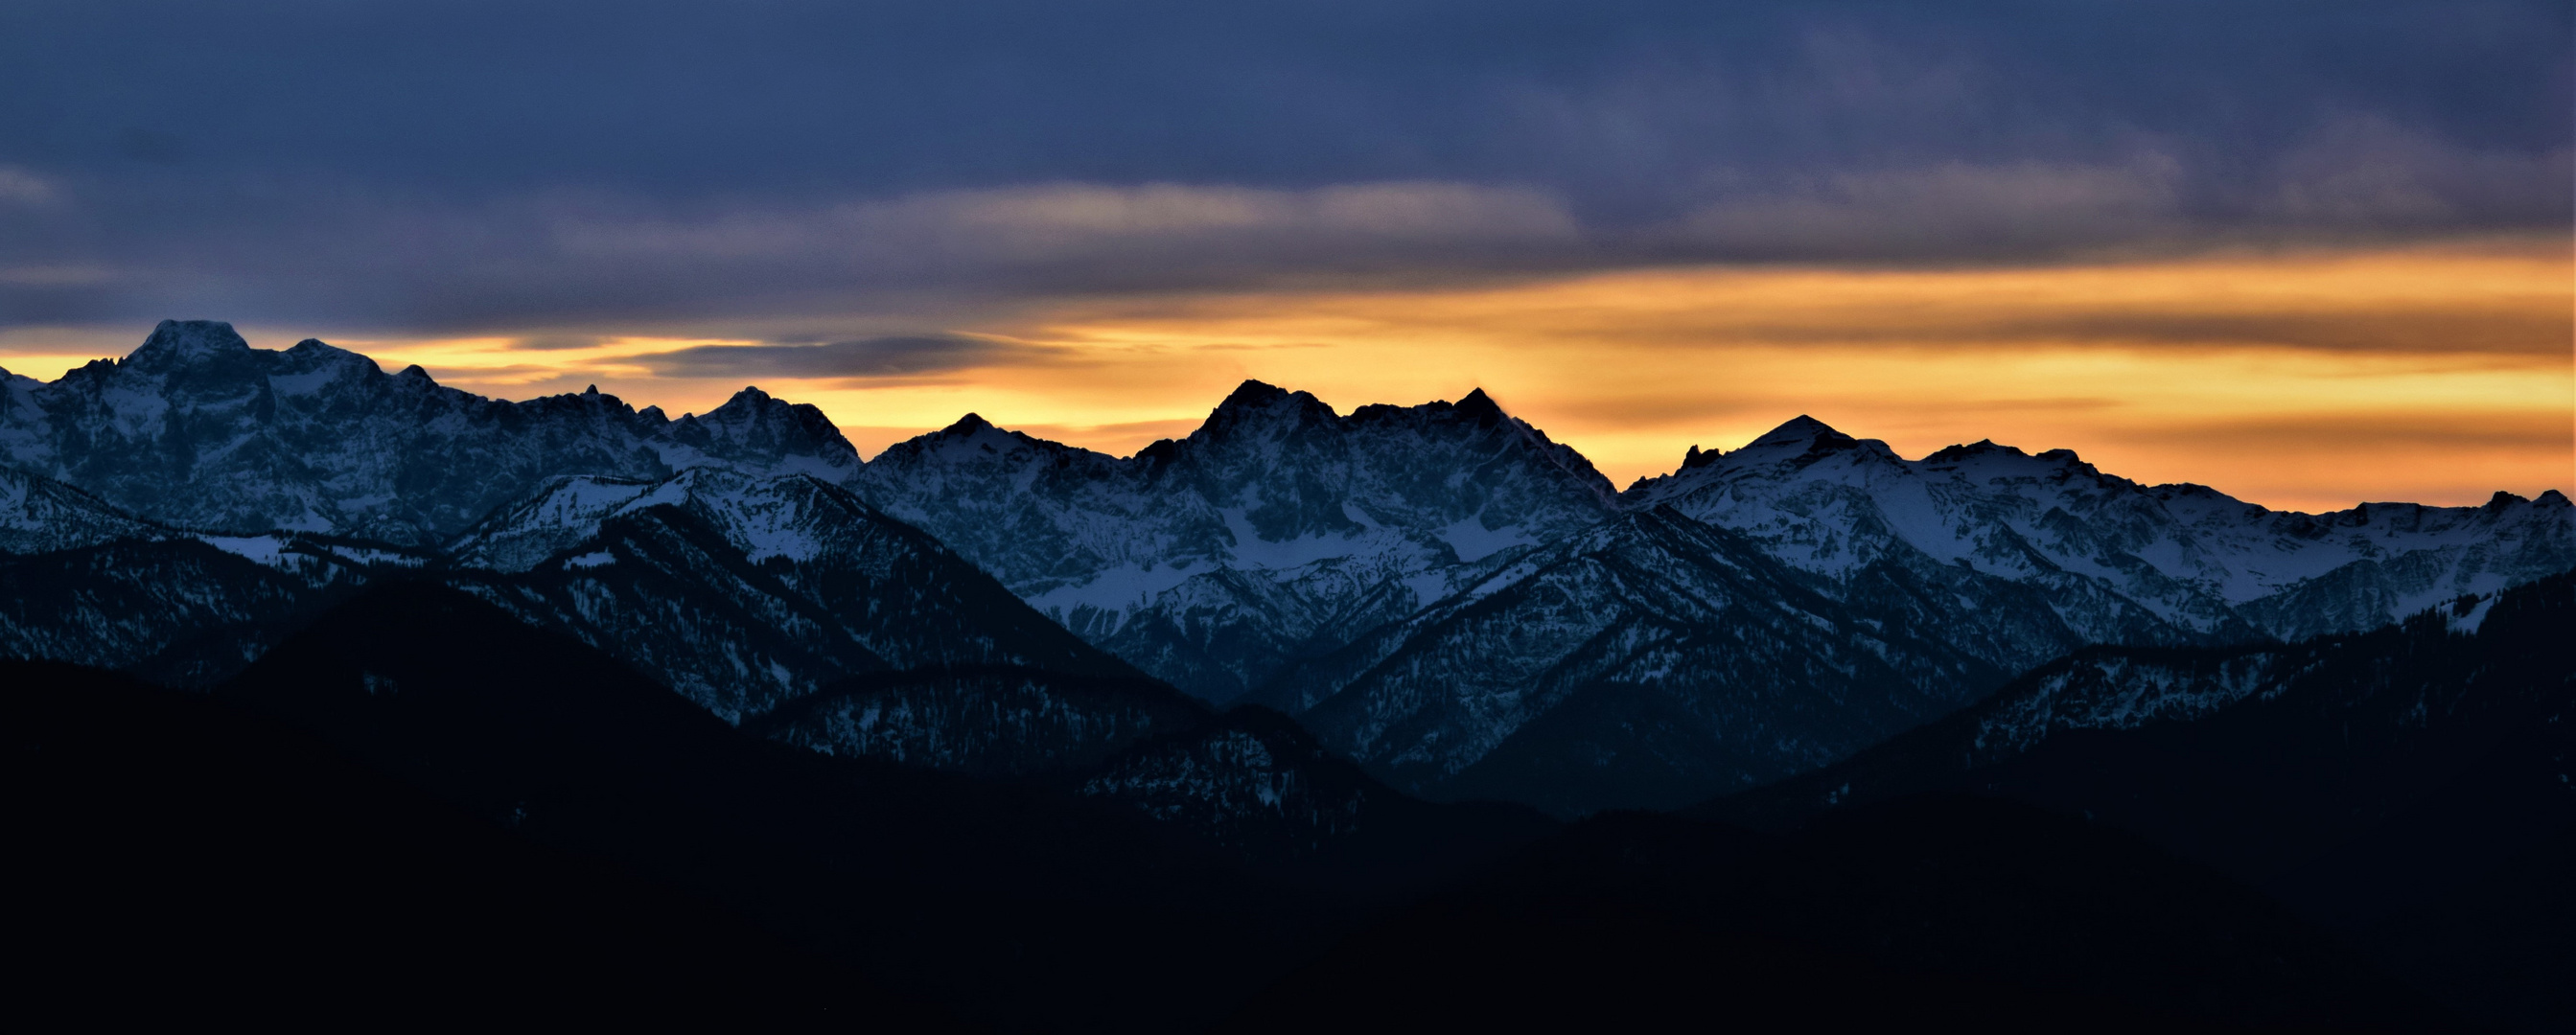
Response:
[0, 1, 2564, 334]
[632, 335, 1046, 380]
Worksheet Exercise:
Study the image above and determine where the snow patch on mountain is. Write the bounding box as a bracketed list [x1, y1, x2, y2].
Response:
[1625, 418, 2575, 649]
[0, 321, 864, 546]
[858, 380, 1618, 702]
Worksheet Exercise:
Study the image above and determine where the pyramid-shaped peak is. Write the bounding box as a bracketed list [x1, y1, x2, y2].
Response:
[1216, 380, 1294, 411]
[720, 385, 775, 406]
[128, 319, 251, 366]
[940, 412, 997, 435]
[1454, 387, 1504, 420]
[1199, 380, 1337, 439]
[1745, 414, 1854, 449]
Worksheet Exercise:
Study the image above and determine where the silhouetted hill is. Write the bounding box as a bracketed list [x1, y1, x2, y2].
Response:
[749, 663, 1212, 778]
[1694, 567, 2575, 1031]
[5, 658, 942, 1026]
[1225, 797, 2448, 1033]
[208, 580, 1341, 1033]
[1079, 703, 1558, 885]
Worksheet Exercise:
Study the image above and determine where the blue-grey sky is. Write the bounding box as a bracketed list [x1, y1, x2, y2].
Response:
[1, 0, 2565, 335]
[2, 1, 2568, 512]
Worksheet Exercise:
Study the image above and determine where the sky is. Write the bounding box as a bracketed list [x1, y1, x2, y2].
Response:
[0, 1, 2567, 509]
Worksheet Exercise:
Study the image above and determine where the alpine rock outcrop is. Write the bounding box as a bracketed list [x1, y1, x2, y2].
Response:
[857, 380, 1618, 702]
[1623, 417, 2574, 653]
[0, 320, 860, 546]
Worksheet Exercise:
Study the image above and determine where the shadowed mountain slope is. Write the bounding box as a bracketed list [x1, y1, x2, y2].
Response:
[7, 658, 944, 1026]
[208, 581, 1353, 1032]
[443, 468, 1143, 719]
[1254, 506, 2003, 816]
[1226, 799, 2447, 1033]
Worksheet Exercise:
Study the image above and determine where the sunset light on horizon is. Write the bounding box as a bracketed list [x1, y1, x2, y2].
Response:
[10, 236, 2562, 514]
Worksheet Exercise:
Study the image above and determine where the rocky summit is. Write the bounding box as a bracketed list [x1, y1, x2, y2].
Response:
[0, 320, 860, 546]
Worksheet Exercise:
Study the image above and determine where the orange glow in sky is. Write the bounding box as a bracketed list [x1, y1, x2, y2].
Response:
[3, 239, 2565, 513]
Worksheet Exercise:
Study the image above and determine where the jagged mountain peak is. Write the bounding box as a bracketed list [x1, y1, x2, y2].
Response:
[0, 320, 867, 545]
[853, 380, 1623, 702]
[661, 385, 860, 477]
[1197, 379, 1339, 440]
[1923, 438, 2026, 462]
[124, 319, 254, 369]
[1453, 386, 1504, 422]
[1215, 378, 1300, 412]
[1748, 413, 1851, 448]
[1620, 408, 2572, 648]
[888, 410, 1090, 465]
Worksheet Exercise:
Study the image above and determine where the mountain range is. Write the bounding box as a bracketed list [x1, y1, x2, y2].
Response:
[4, 320, 2569, 816]
[8, 320, 2570, 1030]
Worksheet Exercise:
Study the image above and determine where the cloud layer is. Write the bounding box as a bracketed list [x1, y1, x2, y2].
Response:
[0, 1, 2564, 337]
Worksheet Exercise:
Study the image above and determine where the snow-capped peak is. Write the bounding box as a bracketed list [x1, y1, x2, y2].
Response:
[121, 319, 255, 370]
[0, 322, 868, 546]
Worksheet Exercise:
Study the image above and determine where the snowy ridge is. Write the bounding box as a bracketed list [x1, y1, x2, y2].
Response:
[1623, 417, 2574, 648]
[858, 381, 1617, 702]
[1256, 506, 2005, 815]
[0, 455, 1143, 722]
[441, 468, 1141, 720]
[0, 321, 862, 546]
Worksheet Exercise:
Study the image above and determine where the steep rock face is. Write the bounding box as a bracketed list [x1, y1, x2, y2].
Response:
[750, 666, 1208, 778]
[0, 321, 860, 545]
[1624, 418, 2575, 652]
[857, 382, 1617, 702]
[442, 468, 1144, 720]
[1258, 507, 2001, 816]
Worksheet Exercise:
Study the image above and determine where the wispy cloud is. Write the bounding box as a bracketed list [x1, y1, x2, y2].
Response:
[0, 166, 56, 206]
[627, 334, 1054, 380]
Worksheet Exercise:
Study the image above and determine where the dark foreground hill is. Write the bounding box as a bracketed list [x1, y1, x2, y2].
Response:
[12, 579, 2514, 1032]
[203, 581, 1341, 1032]
[4, 659, 949, 1027]
[1696, 567, 2576, 1032]
[1226, 799, 2448, 1033]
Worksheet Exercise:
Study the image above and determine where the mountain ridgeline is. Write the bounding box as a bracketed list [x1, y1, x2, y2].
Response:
[8, 321, 2572, 1030]
[3, 320, 2571, 819]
